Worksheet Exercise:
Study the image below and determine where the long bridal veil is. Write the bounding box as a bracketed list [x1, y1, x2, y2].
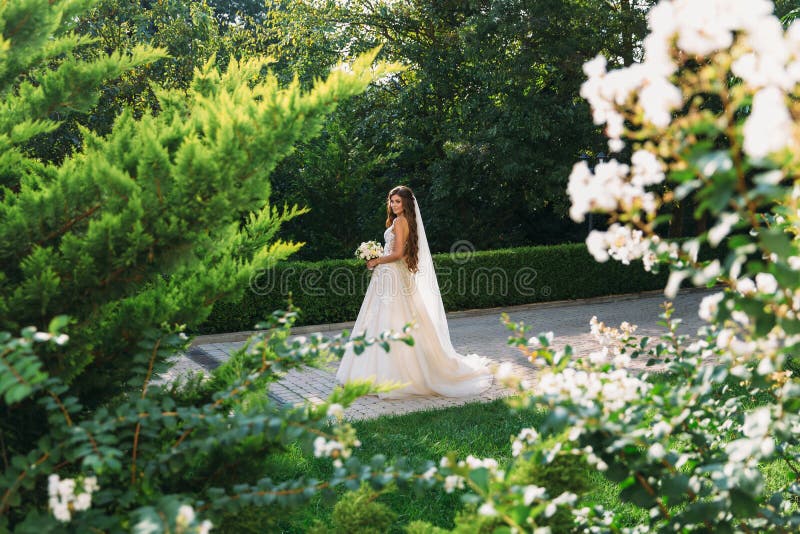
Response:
[411, 195, 463, 357]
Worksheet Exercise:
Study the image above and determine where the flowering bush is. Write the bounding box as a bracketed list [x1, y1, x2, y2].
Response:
[0, 1, 420, 531]
[0, 308, 421, 531]
[406, 0, 800, 531]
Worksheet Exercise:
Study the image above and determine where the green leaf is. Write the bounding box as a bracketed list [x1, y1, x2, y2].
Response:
[759, 229, 795, 258]
[468, 467, 490, 493]
[729, 488, 760, 518]
[619, 480, 656, 508]
[661, 474, 689, 503]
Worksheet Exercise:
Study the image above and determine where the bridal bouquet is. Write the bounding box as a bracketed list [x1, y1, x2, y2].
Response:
[354, 240, 383, 261]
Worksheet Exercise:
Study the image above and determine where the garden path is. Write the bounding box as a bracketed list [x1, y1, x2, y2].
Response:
[161, 288, 714, 420]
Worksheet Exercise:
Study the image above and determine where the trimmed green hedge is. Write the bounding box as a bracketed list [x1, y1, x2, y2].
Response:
[197, 241, 720, 335]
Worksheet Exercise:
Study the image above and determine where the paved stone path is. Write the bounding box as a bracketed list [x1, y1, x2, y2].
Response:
[159, 288, 713, 420]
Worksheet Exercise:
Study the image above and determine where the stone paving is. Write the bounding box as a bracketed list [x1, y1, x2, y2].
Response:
[159, 288, 714, 420]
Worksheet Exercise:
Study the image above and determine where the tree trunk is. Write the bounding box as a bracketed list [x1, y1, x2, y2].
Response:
[621, 0, 635, 66]
[668, 201, 684, 238]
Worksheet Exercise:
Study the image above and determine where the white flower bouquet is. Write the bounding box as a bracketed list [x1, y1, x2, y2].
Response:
[354, 240, 383, 261]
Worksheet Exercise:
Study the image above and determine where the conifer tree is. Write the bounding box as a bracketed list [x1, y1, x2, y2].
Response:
[0, 0, 389, 444]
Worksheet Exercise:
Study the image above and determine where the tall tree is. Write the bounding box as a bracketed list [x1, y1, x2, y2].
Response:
[253, 0, 657, 255]
[0, 0, 389, 449]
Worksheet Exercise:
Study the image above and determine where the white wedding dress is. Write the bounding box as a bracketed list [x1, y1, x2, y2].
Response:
[336, 209, 493, 399]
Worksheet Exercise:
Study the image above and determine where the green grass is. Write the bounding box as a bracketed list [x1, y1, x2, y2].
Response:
[216, 364, 799, 533]
[216, 399, 544, 532]
[217, 399, 636, 533]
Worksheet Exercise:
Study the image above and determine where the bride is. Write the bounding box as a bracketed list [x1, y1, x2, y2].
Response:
[335, 185, 493, 399]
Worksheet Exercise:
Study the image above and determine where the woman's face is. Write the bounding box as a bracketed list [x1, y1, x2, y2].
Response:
[389, 194, 403, 215]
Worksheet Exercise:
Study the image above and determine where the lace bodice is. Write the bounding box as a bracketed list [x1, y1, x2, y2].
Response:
[382, 220, 395, 257]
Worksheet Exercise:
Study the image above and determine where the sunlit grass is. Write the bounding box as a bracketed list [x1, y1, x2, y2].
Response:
[217, 369, 797, 532]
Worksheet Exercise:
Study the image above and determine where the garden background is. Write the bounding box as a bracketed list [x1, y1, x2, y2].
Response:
[3, 1, 800, 533]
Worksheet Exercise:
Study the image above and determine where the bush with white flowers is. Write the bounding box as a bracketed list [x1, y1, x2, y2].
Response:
[407, 0, 800, 531]
[0, 309, 419, 532]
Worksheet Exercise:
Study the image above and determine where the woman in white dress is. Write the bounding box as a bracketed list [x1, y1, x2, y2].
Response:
[336, 185, 493, 399]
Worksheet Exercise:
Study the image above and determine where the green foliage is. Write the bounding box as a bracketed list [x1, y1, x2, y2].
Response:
[215, 399, 546, 532]
[0, 305, 420, 531]
[405, 520, 450, 534]
[0, 0, 390, 411]
[28, 0, 665, 257]
[507, 443, 592, 533]
[199, 240, 722, 334]
[239, 0, 661, 257]
[0, 0, 413, 529]
[398, 4, 800, 531]
[308, 484, 398, 534]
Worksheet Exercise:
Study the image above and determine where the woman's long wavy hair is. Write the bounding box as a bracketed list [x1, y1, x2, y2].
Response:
[385, 185, 419, 273]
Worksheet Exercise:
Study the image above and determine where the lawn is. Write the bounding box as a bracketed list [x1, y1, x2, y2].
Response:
[214, 363, 797, 533]
[216, 398, 650, 533]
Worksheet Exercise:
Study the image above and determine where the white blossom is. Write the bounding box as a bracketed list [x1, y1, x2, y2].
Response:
[648, 0, 771, 57]
[589, 347, 609, 365]
[727, 406, 775, 463]
[583, 54, 607, 79]
[639, 77, 682, 128]
[523, 485, 547, 505]
[736, 278, 756, 296]
[51, 500, 71, 523]
[755, 273, 778, 294]
[444, 474, 465, 493]
[134, 518, 161, 534]
[733, 16, 792, 89]
[630, 150, 665, 187]
[326, 403, 345, 419]
[313, 436, 345, 459]
[478, 502, 498, 516]
[757, 356, 774, 376]
[692, 260, 721, 285]
[642, 32, 675, 77]
[743, 87, 793, 159]
[708, 213, 741, 247]
[665, 270, 689, 299]
[56, 477, 75, 499]
[586, 230, 610, 263]
[494, 361, 514, 381]
[536, 367, 650, 413]
[608, 138, 625, 153]
[545, 492, 578, 518]
[698, 292, 724, 322]
[585, 224, 654, 268]
[512, 427, 539, 457]
[73, 493, 91, 512]
[83, 477, 98, 493]
[47, 474, 99, 523]
[543, 442, 562, 464]
[48, 474, 60, 496]
[33, 332, 52, 342]
[462, 455, 499, 473]
[647, 443, 667, 461]
[176, 505, 195, 527]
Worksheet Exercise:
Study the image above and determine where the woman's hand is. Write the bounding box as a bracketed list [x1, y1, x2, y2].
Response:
[366, 258, 379, 270]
